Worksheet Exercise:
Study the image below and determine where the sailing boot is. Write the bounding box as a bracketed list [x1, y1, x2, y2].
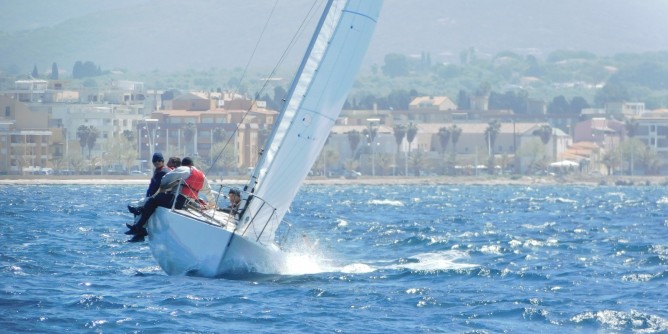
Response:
[127, 205, 142, 215]
[127, 227, 147, 242]
[124, 225, 137, 235]
[124, 221, 144, 235]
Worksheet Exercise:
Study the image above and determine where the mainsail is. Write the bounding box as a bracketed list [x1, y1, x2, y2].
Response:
[239, 0, 382, 244]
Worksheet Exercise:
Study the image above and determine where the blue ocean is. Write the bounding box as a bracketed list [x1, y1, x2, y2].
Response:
[1, 183, 667, 333]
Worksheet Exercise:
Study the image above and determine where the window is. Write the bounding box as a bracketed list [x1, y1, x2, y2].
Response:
[4, 106, 9, 117]
[658, 126, 668, 136]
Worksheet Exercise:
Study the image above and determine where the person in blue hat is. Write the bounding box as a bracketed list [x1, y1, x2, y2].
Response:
[126, 152, 170, 218]
[145, 152, 170, 197]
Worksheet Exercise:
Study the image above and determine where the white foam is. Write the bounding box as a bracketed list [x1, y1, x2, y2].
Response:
[368, 199, 404, 206]
[336, 218, 348, 228]
[277, 246, 476, 275]
[393, 251, 478, 271]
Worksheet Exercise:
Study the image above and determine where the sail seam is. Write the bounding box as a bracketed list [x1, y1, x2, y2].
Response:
[342, 9, 378, 23]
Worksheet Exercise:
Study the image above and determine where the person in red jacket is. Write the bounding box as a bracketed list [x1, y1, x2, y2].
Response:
[126, 156, 214, 242]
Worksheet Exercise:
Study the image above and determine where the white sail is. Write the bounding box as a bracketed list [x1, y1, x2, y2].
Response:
[146, 0, 381, 277]
[238, 0, 382, 244]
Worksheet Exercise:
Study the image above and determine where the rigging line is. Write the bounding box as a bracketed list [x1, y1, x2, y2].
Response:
[208, 1, 324, 175]
[228, 0, 279, 99]
[206, 0, 278, 174]
[207, 0, 281, 175]
[246, 0, 337, 192]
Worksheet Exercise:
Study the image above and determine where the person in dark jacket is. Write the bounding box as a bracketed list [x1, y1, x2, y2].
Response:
[126, 152, 170, 224]
[145, 152, 171, 197]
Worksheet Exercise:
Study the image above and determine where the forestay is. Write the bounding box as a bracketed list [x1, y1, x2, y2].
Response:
[239, 0, 382, 244]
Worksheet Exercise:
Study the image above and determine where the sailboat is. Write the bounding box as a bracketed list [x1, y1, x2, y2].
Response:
[146, 0, 382, 277]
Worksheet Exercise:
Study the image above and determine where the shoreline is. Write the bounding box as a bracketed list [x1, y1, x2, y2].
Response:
[0, 175, 666, 186]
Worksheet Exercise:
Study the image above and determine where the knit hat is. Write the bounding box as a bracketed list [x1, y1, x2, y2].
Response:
[182, 157, 194, 166]
[152, 152, 164, 163]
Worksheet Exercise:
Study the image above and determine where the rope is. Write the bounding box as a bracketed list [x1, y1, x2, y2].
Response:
[206, 1, 325, 176]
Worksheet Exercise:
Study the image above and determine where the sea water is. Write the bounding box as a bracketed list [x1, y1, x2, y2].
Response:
[1, 184, 667, 333]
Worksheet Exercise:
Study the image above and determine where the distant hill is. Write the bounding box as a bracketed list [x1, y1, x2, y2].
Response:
[1, 0, 667, 74]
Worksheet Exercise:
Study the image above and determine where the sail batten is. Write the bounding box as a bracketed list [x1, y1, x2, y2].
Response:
[239, 0, 382, 243]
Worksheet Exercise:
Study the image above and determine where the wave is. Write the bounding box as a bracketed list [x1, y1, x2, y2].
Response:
[367, 199, 404, 206]
[571, 309, 668, 333]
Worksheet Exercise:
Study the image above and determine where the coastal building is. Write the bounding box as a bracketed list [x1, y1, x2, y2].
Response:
[3, 74, 668, 177]
[325, 121, 570, 176]
[143, 100, 277, 172]
[0, 95, 53, 174]
[633, 109, 668, 160]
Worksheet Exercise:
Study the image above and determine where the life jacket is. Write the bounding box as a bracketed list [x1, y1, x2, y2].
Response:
[180, 166, 204, 200]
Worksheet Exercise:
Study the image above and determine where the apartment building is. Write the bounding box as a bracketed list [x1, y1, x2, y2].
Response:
[633, 109, 668, 159]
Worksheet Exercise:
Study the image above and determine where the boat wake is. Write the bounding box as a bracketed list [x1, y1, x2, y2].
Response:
[276, 249, 478, 276]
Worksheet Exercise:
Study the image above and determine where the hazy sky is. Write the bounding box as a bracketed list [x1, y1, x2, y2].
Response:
[1, 0, 667, 72]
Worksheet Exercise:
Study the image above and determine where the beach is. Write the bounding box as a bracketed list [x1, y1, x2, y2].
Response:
[0, 174, 666, 186]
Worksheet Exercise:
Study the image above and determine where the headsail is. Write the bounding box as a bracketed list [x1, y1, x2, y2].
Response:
[238, 0, 382, 244]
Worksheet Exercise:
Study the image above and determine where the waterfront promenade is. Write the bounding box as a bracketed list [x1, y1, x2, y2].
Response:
[1, 174, 666, 186]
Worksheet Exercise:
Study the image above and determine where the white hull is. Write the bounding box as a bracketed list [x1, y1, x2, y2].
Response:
[147, 207, 285, 277]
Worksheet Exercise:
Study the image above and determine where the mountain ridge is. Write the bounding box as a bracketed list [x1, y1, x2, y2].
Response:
[1, 0, 667, 74]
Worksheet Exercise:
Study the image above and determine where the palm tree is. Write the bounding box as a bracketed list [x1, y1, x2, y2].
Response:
[602, 149, 621, 176]
[533, 124, 552, 145]
[531, 124, 552, 169]
[484, 120, 501, 173]
[362, 126, 377, 145]
[393, 124, 406, 154]
[484, 120, 501, 156]
[122, 129, 134, 142]
[209, 127, 228, 167]
[531, 125, 552, 168]
[437, 127, 450, 157]
[212, 127, 227, 142]
[76, 125, 90, 156]
[86, 126, 99, 159]
[182, 122, 197, 155]
[449, 124, 462, 156]
[449, 124, 462, 174]
[346, 130, 361, 160]
[361, 124, 379, 175]
[393, 124, 407, 176]
[625, 119, 639, 175]
[625, 119, 639, 138]
[405, 123, 418, 176]
[406, 122, 418, 153]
